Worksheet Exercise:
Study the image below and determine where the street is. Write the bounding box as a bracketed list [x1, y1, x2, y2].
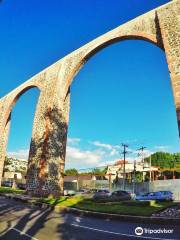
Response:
[0, 196, 179, 240]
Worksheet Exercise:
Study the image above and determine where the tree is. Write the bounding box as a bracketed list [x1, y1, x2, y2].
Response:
[3, 157, 15, 172]
[144, 152, 180, 169]
[101, 166, 108, 174]
[3, 156, 28, 174]
[135, 171, 143, 183]
[90, 168, 102, 175]
[88, 167, 107, 175]
[65, 168, 78, 176]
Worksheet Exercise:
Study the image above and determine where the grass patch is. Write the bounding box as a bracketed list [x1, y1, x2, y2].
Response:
[38, 195, 84, 208]
[37, 195, 176, 216]
[75, 200, 176, 216]
[0, 187, 25, 194]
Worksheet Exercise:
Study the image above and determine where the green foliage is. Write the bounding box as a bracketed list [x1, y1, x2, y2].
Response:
[3, 156, 27, 175]
[65, 168, 78, 176]
[3, 157, 12, 172]
[90, 168, 102, 174]
[101, 166, 108, 174]
[78, 167, 107, 176]
[135, 171, 143, 182]
[144, 152, 180, 169]
[88, 167, 107, 175]
[0, 187, 25, 194]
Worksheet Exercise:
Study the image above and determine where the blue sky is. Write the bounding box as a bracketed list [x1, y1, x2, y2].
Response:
[1, 0, 178, 169]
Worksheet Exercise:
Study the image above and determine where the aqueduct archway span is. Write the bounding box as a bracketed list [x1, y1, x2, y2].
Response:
[60, 18, 164, 99]
[0, 0, 179, 196]
[64, 33, 164, 96]
[5, 85, 41, 127]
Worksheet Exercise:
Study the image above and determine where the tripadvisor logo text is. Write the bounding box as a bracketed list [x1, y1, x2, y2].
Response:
[135, 227, 173, 236]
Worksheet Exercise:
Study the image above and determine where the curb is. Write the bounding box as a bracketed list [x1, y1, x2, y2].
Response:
[61, 207, 180, 225]
[1, 193, 180, 225]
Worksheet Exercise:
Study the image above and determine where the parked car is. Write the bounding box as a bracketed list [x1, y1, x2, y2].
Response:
[76, 189, 91, 195]
[2, 181, 12, 187]
[89, 189, 98, 193]
[93, 189, 110, 200]
[135, 191, 173, 201]
[64, 189, 76, 196]
[110, 190, 132, 201]
[17, 183, 26, 190]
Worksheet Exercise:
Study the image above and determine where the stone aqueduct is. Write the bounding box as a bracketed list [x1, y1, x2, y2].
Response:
[0, 0, 179, 196]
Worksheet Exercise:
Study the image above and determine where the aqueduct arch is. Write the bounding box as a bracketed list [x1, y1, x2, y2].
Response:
[0, 0, 179, 196]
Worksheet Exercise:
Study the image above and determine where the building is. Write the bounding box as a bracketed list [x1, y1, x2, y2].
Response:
[106, 159, 159, 182]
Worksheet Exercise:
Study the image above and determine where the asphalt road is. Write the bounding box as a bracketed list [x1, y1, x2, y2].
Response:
[0, 196, 180, 240]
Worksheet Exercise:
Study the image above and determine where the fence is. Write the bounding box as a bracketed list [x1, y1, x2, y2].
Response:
[64, 178, 180, 201]
[64, 180, 109, 191]
[114, 179, 180, 201]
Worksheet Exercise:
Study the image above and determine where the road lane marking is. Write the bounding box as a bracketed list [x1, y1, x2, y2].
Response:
[11, 227, 39, 240]
[70, 224, 177, 240]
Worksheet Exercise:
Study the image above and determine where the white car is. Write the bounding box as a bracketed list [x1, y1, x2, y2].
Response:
[64, 189, 76, 196]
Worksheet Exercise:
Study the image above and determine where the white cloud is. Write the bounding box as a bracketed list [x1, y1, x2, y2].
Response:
[8, 139, 157, 170]
[97, 160, 115, 167]
[154, 145, 170, 152]
[109, 148, 119, 156]
[67, 137, 81, 144]
[8, 149, 29, 160]
[65, 146, 103, 169]
[91, 141, 121, 154]
[91, 141, 114, 150]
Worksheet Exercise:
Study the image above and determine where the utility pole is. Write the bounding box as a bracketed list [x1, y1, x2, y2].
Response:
[122, 143, 128, 190]
[173, 156, 178, 179]
[137, 146, 146, 182]
[132, 159, 136, 194]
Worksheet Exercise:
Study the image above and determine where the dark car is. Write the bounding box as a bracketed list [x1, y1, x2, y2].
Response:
[110, 190, 131, 201]
[93, 189, 110, 200]
[77, 189, 91, 194]
[90, 189, 98, 193]
[2, 181, 12, 187]
[17, 183, 26, 190]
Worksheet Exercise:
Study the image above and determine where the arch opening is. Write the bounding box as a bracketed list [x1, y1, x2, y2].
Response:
[2, 87, 40, 187]
[65, 39, 179, 185]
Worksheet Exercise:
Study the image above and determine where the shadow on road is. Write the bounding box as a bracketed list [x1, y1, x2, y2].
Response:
[0, 198, 58, 239]
[0, 197, 87, 240]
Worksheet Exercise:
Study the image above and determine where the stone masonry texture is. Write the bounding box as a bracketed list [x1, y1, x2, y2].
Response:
[0, 0, 179, 196]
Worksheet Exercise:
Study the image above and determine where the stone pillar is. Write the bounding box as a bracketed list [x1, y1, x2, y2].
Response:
[157, 2, 180, 135]
[0, 114, 11, 186]
[26, 85, 70, 197]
